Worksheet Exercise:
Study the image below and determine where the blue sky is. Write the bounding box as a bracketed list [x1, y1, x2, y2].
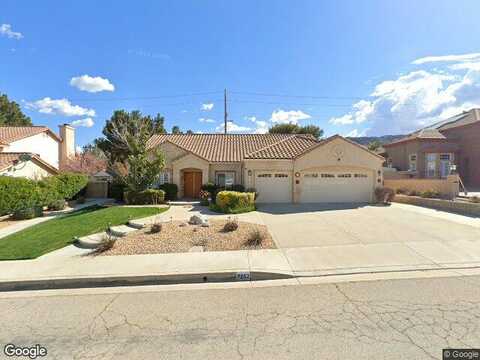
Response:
[2, 0, 480, 148]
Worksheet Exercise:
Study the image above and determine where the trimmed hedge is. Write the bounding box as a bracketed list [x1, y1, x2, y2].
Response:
[0, 173, 88, 216]
[0, 177, 41, 215]
[214, 191, 255, 213]
[124, 189, 165, 205]
[158, 183, 178, 201]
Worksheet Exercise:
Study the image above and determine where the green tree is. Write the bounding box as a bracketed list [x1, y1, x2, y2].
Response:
[113, 149, 165, 192]
[96, 110, 166, 162]
[171, 125, 182, 134]
[367, 140, 382, 152]
[268, 123, 323, 139]
[0, 93, 32, 126]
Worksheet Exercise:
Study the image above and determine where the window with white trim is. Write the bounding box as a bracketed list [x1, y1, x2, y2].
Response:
[440, 153, 453, 178]
[425, 153, 437, 178]
[409, 154, 417, 171]
[337, 173, 352, 178]
[274, 173, 288, 178]
[159, 171, 170, 184]
[216, 172, 235, 187]
[303, 173, 318, 178]
[321, 173, 335, 178]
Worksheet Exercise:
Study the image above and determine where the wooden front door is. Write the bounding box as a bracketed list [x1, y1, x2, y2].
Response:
[183, 171, 202, 198]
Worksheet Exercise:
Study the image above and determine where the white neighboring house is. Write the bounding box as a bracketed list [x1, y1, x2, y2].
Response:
[0, 124, 75, 179]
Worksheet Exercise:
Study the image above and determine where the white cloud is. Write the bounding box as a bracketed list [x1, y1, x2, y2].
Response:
[199, 117, 215, 123]
[0, 24, 23, 39]
[244, 116, 257, 122]
[412, 53, 480, 65]
[70, 75, 115, 93]
[344, 128, 367, 138]
[216, 121, 251, 133]
[201, 103, 214, 111]
[75, 146, 83, 154]
[71, 117, 94, 128]
[253, 120, 269, 134]
[270, 109, 311, 124]
[328, 56, 480, 135]
[27, 97, 96, 117]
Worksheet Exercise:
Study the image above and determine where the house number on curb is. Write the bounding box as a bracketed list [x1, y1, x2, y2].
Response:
[235, 272, 251, 281]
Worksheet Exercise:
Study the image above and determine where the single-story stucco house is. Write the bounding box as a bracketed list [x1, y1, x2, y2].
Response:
[147, 133, 385, 203]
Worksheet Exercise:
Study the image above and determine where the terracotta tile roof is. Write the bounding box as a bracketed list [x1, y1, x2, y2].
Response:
[0, 126, 60, 145]
[245, 135, 319, 159]
[147, 133, 320, 162]
[384, 109, 480, 147]
[0, 152, 58, 174]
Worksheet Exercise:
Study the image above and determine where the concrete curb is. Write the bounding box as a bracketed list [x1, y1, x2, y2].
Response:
[0, 271, 294, 292]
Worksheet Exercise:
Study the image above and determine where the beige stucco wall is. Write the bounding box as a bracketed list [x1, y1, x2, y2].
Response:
[385, 174, 460, 199]
[0, 160, 52, 179]
[59, 124, 75, 169]
[6, 132, 60, 169]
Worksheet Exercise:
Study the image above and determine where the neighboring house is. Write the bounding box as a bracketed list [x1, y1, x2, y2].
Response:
[147, 133, 384, 203]
[383, 109, 480, 187]
[0, 124, 75, 179]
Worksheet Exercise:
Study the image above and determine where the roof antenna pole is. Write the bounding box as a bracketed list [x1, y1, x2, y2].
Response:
[224, 88, 228, 134]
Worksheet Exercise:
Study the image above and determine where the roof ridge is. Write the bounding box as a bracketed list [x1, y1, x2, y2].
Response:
[244, 134, 298, 157]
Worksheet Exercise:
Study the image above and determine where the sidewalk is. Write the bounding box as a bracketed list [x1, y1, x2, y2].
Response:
[0, 198, 114, 240]
[2, 236, 480, 291]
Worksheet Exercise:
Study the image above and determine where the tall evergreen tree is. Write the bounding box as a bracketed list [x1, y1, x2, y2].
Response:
[0, 93, 32, 126]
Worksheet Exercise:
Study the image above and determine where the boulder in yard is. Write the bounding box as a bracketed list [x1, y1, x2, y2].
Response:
[189, 215, 206, 225]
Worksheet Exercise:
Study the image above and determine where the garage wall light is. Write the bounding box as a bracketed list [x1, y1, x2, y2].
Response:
[248, 170, 252, 176]
[295, 172, 300, 177]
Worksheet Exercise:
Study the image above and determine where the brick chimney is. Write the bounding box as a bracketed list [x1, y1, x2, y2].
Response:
[59, 124, 75, 169]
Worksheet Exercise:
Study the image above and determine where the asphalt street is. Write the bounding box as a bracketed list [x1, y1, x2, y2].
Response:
[1, 275, 480, 359]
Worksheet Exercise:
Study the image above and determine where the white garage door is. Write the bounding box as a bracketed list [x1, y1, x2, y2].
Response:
[255, 172, 292, 203]
[299, 171, 373, 203]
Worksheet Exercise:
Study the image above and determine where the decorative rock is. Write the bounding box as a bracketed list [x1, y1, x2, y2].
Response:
[201, 219, 210, 227]
[189, 215, 206, 225]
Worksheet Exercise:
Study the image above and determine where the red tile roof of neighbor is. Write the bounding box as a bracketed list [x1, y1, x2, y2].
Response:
[147, 133, 383, 161]
[384, 109, 480, 147]
[0, 126, 61, 145]
[0, 152, 58, 173]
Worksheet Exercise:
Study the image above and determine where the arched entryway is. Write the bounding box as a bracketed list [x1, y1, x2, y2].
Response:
[182, 169, 202, 198]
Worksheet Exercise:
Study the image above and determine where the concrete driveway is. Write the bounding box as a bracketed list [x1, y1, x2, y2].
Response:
[255, 202, 480, 276]
[256, 203, 480, 248]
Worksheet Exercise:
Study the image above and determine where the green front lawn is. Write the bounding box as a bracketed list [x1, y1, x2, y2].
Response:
[0, 205, 168, 260]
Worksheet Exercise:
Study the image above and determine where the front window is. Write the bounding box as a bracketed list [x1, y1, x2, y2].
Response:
[216, 172, 235, 187]
[425, 153, 437, 178]
[409, 154, 417, 172]
[440, 153, 453, 178]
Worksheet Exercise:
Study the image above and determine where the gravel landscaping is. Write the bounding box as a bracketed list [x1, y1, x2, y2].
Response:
[100, 219, 275, 255]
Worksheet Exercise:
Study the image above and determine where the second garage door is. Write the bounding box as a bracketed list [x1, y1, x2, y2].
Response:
[255, 172, 292, 203]
[299, 170, 373, 203]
